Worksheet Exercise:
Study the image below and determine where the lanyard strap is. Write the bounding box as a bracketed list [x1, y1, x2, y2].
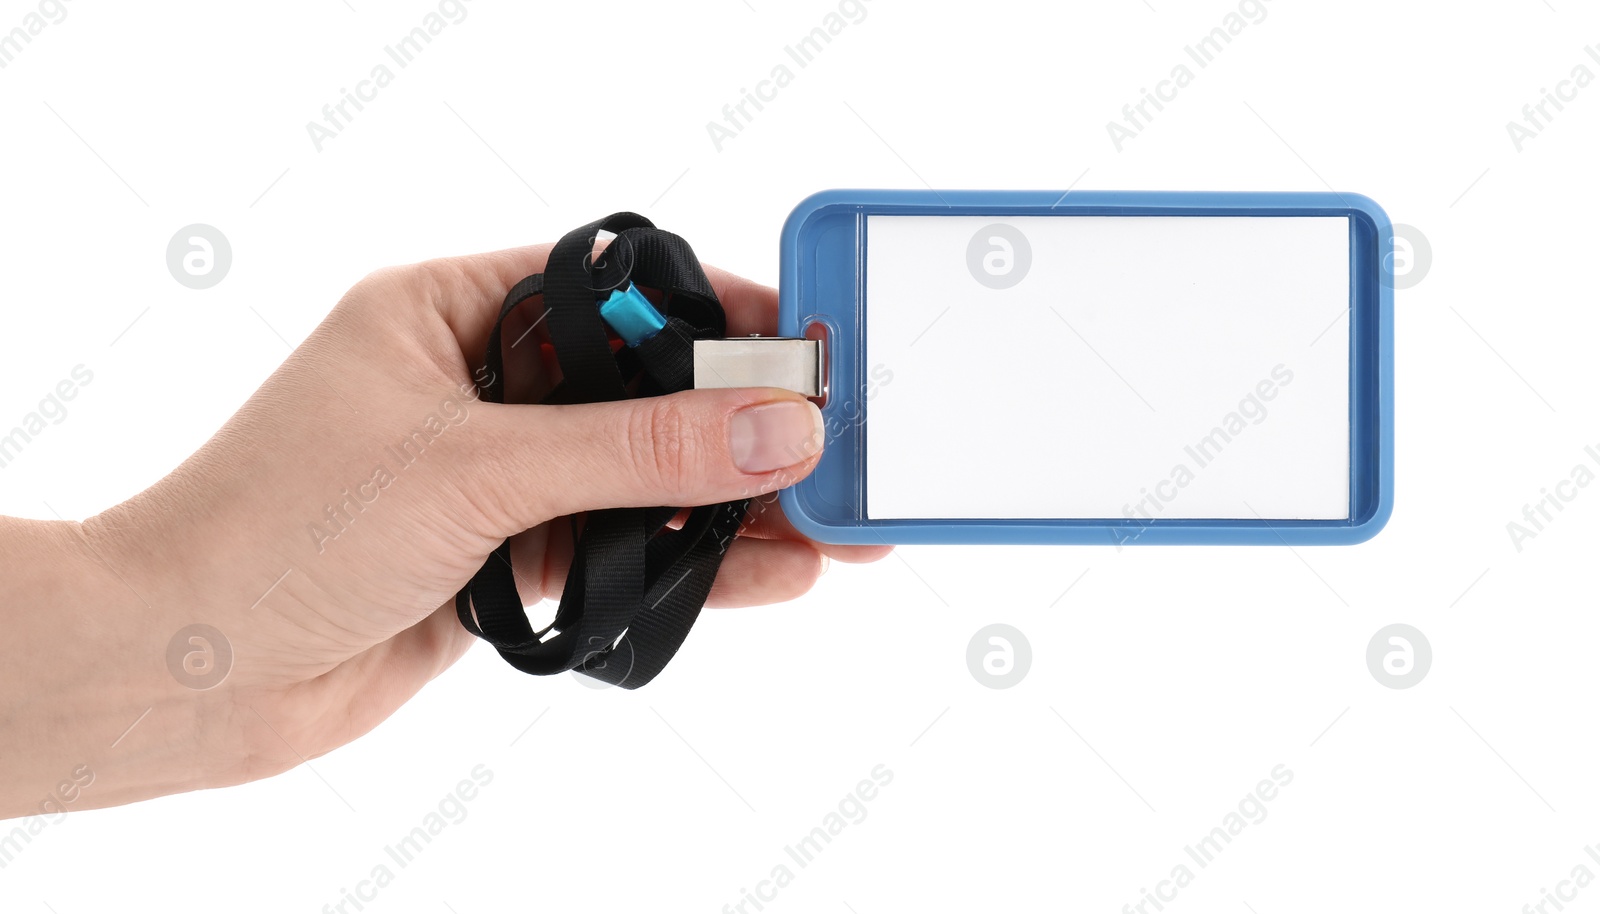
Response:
[454, 214, 748, 688]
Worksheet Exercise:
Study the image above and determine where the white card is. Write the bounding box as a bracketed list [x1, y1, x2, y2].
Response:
[864, 215, 1351, 521]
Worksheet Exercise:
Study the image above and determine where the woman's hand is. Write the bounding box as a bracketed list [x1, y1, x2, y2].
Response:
[0, 243, 889, 818]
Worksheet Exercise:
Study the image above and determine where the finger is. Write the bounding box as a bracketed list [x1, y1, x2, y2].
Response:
[407, 243, 557, 364]
[704, 536, 828, 608]
[531, 528, 825, 608]
[664, 497, 893, 564]
[498, 296, 559, 405]
[702, 266, 778, 337]
[412, 244, 776, 360]
[507, 522, 563, 604]
[525, 505, 883, 615]
[462, 387, 826, 533]
[734, 492, 896, 564]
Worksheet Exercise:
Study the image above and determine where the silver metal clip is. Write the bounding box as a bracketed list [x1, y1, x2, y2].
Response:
[692, 337, 824, 397]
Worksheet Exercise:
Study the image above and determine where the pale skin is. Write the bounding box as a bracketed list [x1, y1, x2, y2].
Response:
[0, 243, 889, 819]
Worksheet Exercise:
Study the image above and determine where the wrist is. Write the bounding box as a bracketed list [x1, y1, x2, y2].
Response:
[0, 513, 233, 818]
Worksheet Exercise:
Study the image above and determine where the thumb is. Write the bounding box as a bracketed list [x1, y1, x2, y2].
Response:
[468, 388, 826, 526]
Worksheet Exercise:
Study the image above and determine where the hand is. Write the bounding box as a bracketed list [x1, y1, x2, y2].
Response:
[0, 243, 890, 818]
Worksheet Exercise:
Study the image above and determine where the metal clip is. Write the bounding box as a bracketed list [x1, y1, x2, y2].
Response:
[692, 337, 824, 397]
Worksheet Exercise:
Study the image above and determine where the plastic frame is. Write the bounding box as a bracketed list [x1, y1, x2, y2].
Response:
[777, 189, 1394, 546]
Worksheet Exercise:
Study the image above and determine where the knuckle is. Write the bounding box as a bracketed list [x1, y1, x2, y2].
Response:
[352, 264, 418, 299]
[333, 262, 464, 381]
[626, 398, 709, 498]
[351, 262, 448, 310]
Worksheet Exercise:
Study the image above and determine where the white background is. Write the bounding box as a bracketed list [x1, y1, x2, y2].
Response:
[1, 1, 1597, 912]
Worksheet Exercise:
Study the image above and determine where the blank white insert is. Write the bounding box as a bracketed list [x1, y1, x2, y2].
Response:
[864, 215, 1351, 520]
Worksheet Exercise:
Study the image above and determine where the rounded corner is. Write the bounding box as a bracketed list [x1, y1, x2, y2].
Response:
[1341, 192, 1393, 236]
[780, 188, 1394, 548]
[778, 487, 839, 544]
[1345, 491, 1395, 545]
[782, 189, 857, 246]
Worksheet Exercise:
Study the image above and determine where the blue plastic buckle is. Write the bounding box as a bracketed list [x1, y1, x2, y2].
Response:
[598, 282, 666, 347]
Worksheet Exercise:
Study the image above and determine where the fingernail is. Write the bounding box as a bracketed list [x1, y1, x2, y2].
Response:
[818, 554, 831, 576]
[729, 400, 824, 473]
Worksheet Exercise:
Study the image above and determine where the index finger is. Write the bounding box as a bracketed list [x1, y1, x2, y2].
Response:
[412, 244, 778, 359]
[702, 266, 779, 337]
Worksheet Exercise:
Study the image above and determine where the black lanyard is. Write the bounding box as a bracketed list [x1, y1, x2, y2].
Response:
[454, 214, 748, 688]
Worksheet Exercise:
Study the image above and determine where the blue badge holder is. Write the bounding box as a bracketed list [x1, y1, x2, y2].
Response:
[777, 189, 1394, 546]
